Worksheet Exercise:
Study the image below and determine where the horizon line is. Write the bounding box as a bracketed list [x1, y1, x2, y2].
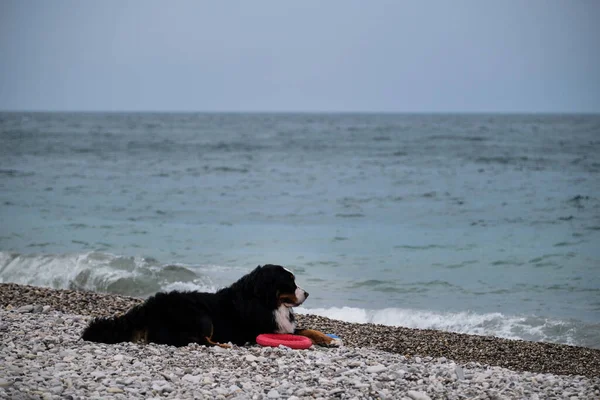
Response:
[1, 109, 599, 115]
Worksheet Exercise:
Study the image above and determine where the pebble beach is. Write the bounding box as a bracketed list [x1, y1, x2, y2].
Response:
[1, 283, 599, 399]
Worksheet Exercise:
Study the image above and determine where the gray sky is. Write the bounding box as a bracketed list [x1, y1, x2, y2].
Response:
[1, 1, 599, 113]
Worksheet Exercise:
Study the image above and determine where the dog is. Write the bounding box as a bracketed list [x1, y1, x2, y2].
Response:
[82, 264, 340, 348]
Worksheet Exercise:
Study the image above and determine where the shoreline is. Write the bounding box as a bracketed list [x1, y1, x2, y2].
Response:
[1, 283, 599, 380]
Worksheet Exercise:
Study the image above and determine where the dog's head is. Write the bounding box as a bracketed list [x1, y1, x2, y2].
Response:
[239, 264, 308, 309]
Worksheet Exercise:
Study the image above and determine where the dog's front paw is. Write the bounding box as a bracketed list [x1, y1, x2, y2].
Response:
[295, 329, 343, 347]
[326, 338, 343, 347]
[324, 334, 343, 347]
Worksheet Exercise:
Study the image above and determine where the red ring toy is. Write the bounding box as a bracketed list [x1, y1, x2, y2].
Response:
[256, 334, 312, 349]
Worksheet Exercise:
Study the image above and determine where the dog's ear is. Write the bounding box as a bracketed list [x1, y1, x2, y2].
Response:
[251, 267, 279, 308]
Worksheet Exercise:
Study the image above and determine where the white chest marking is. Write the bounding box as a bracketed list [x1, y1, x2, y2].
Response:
[274, 305, 296, 334]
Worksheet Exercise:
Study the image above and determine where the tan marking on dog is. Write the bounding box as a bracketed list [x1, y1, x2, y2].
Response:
[204, 322, 231, 348]
[204, 336, 232, 348]
[295, 329, 340, 346]
[278, 293, 299, 305]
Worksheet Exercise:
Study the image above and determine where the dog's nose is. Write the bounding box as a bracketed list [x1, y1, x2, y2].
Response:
[304, 291, 309, 298]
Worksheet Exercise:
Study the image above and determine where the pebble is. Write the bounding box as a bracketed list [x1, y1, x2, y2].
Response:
[455, 365, 465, 380]
[0, 284, 600, 400]
[182, 374, 201, 384]
[407, 391, 432, 400]
[0, 379, 13, 388]
[17, 304, 34, 313]
[366, 364, 387, 373]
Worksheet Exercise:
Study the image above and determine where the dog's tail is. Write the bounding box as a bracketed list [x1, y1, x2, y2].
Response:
[81, 315, 138, 344]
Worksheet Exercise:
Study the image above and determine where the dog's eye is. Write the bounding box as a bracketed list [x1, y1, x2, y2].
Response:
[283, 267, 295, 281]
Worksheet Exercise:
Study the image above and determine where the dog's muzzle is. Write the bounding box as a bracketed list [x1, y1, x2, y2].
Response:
[293, 287, 308, 305]
[283, 288, 308, 307]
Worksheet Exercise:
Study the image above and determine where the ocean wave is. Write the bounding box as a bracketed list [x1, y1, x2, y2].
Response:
[0, 251, 215, 298]
[0, 169, 35, 177]
[296, 306, 600, 349]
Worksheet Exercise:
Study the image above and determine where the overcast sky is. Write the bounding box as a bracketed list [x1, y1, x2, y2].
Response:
[1, 1, 599, 113]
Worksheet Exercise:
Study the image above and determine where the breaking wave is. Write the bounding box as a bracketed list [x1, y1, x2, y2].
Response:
[0, 251, 215, 298]
[297, 306, 600, 349]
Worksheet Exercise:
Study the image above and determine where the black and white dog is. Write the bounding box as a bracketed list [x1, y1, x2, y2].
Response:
[82, 264, 340, 347]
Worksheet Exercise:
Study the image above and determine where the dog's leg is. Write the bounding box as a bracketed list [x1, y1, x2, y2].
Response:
[202, 321, 231, 349]
[204, 336, 232, 349]
[131, 328, 149, 344]
[295, 329, 342, 347]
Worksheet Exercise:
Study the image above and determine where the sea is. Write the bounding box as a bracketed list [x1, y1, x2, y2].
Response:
[1, 112, 599, 349]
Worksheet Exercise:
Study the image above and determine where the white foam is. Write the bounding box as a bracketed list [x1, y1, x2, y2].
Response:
[296, 306, 579, 346]
[0, 251, 216, 297]
[161, 281, 216, 293]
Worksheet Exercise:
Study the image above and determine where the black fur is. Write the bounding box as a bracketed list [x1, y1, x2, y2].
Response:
[82, 264, 304, 347]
